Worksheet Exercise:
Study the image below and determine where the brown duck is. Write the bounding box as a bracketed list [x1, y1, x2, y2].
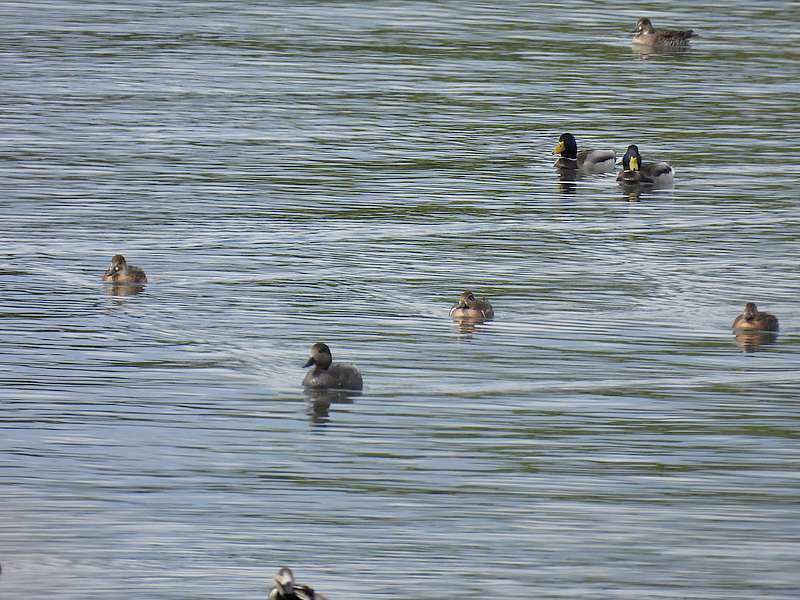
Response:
[449, 291, 495, 320]
[303, 342, 363, 390]
[631, 17, 696, 48]
[732, 302, 779, 332]
[102, 254, 147, 284]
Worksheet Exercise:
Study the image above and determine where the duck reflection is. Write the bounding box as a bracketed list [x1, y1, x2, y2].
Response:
[451, 315, 494, 338]
[304, 387, 360, 425]
[633, 44, 692, 61]
[619, 185, 643, 202]
[556, 167, 578, 194]
[734, 330, 778, 353]
[104, 282, 146, 298]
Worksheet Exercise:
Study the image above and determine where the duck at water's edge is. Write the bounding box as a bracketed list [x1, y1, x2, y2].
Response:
[303, 342, 363, 390]
[269, 566, 327, 600]
[102, 254, 147, 284]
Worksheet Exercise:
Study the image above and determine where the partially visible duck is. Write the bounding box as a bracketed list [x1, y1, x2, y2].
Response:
[102, 254, 147, 284]
[449, 291, 494, 320]
[732, 302, 779, 332]
[269, 566, 327, 600]
[303, 342, 363, 390]
[552, 133, 616, 174]
[631, 17, 696, 48]
[617, 144, 674, 188]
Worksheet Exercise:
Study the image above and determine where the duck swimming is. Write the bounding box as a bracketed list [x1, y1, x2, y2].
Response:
[631, 17, 696, 48]
[269, 567, 327, 600]
[303, 342, 363, 390]
[732, 302, 779, 332]
[449, 290, 494, 320]
[102, 254, 147, 284]
[552, 133, 616, 174]
[617, 144, 674, 188]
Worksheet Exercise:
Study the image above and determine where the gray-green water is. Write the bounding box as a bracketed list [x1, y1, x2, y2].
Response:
[1, 1, 799, 598]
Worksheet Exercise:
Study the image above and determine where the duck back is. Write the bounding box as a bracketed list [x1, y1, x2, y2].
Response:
[303, 362, 363, 390]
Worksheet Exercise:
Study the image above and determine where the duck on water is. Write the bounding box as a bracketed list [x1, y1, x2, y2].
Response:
[302, 342, 363, 391]
[631, 17, 696, 49]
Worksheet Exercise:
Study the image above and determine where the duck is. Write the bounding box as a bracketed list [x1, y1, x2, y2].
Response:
[732, 302, 779, 332]
[552, 133, 616, 174]
[617, 144, 674, 187]
[449, 290, 494, 320]
[102, 254, 147, 284]
[303, 342, 363, 390]
[269, 566, 327, 600]
[631, 17, 696, 48]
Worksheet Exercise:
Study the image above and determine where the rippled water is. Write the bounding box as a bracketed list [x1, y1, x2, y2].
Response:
[1, 1, 799, 598]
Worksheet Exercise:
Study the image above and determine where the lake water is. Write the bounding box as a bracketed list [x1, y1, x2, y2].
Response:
[1, 1, 799, 598]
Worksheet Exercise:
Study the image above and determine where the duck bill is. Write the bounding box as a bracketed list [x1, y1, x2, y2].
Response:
[629, 156, 638, 171]
[303, 357, 315, 368]
[552, 141, 565, 155]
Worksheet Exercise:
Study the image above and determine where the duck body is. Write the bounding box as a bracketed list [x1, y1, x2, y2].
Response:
[617, 144, 674, 188]
[102, 254, 147, 284]
[269, 567, 327, 600]
[449, 290, 494, 320]
[553, 133, 615, 174]
[303, 342, 363, 390]
[732, 302, 779, 332]
[632, 17, 696, 48]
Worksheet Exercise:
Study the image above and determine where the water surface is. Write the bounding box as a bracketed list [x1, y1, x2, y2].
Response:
[1, 1, 799, 598]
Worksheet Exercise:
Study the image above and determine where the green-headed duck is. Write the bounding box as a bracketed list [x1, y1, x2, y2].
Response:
[552, 133, 616, 174]
[617, 144, 674, 187]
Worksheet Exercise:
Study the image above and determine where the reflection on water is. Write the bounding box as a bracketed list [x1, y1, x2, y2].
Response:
[304, 388, 359, 425]
[620, 188, 642, 202]
[104, 282, 146, 298]
[1, 1, 799, 598]
[633, 45, 694, 61]
[451, 315, 494, 338]
[734, 330, 779, 353]
[556, 167, 579, 194]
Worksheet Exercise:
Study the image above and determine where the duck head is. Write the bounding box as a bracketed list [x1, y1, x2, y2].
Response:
[552, 133, 578, 160]
[621, 144, 642, 171]
[104, 254, 128, 279]
[304, 342, 333, 371]
[632, 18, 655, 35]
[455, 291, 478, 309]
[272, 567, 295, 596]
[743, 302, 759, 320]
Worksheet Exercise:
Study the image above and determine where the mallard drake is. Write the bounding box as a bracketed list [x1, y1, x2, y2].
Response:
[269, 567, 327, 600]
[552, 133, 616, 174]
[449, 290, 494, 320]
[617, 144, 674, 187]
[303, 342, 363, 390]
[732, 302, 779, 332]
[631, 17, 696, 48]
[102, 254, 147, 284]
